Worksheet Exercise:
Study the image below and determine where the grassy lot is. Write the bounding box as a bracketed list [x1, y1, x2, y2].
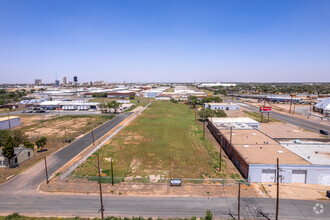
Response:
[74, 101, 229, 179]
[243, 110, 281, 123]
[0, 115, 114, 183]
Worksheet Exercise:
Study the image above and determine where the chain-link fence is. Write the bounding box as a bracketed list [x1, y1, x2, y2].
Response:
[65, 175, 249, 186]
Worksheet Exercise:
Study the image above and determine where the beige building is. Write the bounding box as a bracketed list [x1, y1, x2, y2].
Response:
[0, 146, 34, 168]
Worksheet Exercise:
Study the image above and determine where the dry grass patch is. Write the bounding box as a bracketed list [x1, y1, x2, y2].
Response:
[74, 102, 236, 180]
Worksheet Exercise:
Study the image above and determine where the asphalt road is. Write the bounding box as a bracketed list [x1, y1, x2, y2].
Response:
[0, 112, 131, 190]
[0, 191, 329, 219]
[238, 102, 329, 133]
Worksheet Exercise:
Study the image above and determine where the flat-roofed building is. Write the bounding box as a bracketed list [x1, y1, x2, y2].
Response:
[209, 117, 260, 130]
[204, 102, 239, 110]
[207, 120, 330, 185]
[0, 116, 21, 129]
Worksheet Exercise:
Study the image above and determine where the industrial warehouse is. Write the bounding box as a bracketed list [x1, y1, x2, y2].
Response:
[204, 102, 240, 110]
[207, 117, 330, 185]
[0, 116, 21, 129]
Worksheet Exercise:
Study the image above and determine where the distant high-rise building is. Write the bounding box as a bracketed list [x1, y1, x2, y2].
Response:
[62, 77, 67, 85]
[35, 79, 42, 86]
[55, 80, 60, 86]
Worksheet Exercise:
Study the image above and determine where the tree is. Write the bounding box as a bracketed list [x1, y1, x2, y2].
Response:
[188, 96, 198, 107]
[24, 141, 34, 149]
[35, 137, 47, 151]
[10, 130, 27, 148]
[201, 96, 222, 104]
[106, 101, 122, 114]
[198, 108, 214, 120]
[0, 130, 27, 148]
[170, 98, 178, 103]
[205, 209, 213, 220]
[198, 108, 227, 120]
[0, 130, 11, 147]
[129, 95, 135, 100]
[1, 136, 15, 167]
[99, 102, 107, 113]
[214, 109, 227, 117]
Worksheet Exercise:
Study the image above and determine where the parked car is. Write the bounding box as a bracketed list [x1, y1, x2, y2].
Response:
[320, 130, 328, 135]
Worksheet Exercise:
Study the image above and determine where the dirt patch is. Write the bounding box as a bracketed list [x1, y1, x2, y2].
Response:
[129, 159, 141, 173]
[18, 115, 52, 128]
[257, 183, 330, 200]
[123, 133, 144, 145]
[41, 176, 257, 198]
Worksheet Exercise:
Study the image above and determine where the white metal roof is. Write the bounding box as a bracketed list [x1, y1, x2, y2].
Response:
[206, 102, 239, 106]
[314, 98, 330, 110]
[209, 117, 259, 124]
[280, 142, 330, 165]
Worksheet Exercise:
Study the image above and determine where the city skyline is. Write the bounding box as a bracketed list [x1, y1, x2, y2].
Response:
[1, 0, 330, 83]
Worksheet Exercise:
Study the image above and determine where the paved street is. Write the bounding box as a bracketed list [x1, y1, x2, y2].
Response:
[0, 112, 131, 190]
[238, 102, 329, 133]
[0, 190, 329, 219]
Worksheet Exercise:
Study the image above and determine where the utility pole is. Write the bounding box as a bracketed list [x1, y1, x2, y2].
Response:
[276, 158, 279, 220]
[44, 157, 49, 184]
[219, 144, 222, 172]
[260, 112, 263, 123]
[267, 112, 270, 123]
[238, 182, 241, 220]
[195, 107, 197, 121]
[64, 127, 67, 142]
[92, 128, 95, 145]
[293, 102, 296, 115]
[97, 153, 104, 220]
[230, 127, 233, 145]
[203, 120, 206, 139]
[289, 97, 293, 114]
[111, 158, 114, 186]
[7, 112, 11, 129]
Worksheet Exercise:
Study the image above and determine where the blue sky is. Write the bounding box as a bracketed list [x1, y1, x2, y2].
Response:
[0, 0, 329, 83]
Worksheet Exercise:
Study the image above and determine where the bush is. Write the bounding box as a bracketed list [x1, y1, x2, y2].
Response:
[170, 98, 178, 103]
[205, 209, 213, 220]
[5, 213, 23, 220]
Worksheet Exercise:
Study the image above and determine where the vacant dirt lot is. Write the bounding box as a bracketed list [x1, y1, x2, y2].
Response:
[17, 115, 53, 128]
[0, 115, 114, 183]
[255, 183, 330, 200]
